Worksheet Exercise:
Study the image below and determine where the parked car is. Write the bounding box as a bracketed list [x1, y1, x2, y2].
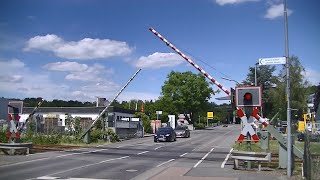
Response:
[154, 127, 176, 142]
[174, 125, 190, 138]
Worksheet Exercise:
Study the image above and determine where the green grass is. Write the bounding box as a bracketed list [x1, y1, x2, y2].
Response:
[295, 141, 320, 154]
[233, 139, 280, 153]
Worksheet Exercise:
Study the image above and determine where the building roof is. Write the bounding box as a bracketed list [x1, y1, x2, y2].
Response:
[22, 106, 136, 114]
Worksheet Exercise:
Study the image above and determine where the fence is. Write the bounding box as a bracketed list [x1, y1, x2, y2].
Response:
[303, 130, 320, 180]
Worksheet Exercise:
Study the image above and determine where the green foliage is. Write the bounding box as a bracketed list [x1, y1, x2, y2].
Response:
[90, 129, 119, 143]
[94, 119, 103, 129]
[269, 56, 309, 120]
[135, 112, 152, 134]
[65, 113, 73, 134]
[194, 122, 205, 129]
[74, 116, 81, 135]
[23, 98, 95, 107]
[27, 120, 36, 135]
[159, 71, 214, 122]
[0, 129, 8, 143]
[242, 65, 277, 117]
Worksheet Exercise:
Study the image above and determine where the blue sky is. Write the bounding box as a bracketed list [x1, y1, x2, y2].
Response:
[0, 0, 319, 104]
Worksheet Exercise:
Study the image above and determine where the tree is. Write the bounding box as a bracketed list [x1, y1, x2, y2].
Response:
[269, 56, 309, 121]
[134, 112, 152, 134]
[159, 71, 214, 122]
[242, 65, 277, 117]
[74, 116, 81, 134]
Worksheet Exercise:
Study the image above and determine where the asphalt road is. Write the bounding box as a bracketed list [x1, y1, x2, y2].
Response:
[0, 125, 286, 180]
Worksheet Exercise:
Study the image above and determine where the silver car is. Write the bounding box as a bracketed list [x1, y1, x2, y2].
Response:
[174, 125, 190, 138]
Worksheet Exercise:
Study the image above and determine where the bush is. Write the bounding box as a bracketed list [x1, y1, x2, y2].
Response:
[194, 122, 205, 129]
[0, 129, 9, 143]
[90, 128, 120, 143]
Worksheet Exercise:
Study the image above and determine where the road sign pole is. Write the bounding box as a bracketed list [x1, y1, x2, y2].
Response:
[284, 0, 292, 177]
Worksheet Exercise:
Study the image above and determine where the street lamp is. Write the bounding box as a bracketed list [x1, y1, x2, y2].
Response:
[254, 62, 259, 86]
[221, 77, 241, 85]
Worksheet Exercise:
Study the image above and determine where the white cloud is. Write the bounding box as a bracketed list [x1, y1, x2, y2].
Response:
[24, 34, 133, 60]
[305, 68, 320, 85]
[43, 61, 88, 72]
[118, 91, 160, 102]
[0, 59, 122, 102]
[264, 3, 293, 19]
[43, 61, 114, 82]
[135, 52, 184, 69]
[215, 0, 259, 6]
[0, 75, 23, 83]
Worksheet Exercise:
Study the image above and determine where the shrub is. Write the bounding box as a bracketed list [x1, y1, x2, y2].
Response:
[0, 129, 8, 143]
[194, 122, 205, 129]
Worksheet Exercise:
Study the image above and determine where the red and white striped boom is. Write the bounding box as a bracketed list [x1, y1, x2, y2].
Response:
[149, 27, 230, 95]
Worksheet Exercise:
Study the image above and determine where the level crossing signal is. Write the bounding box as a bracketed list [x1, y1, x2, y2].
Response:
[235, 86, 262, 107]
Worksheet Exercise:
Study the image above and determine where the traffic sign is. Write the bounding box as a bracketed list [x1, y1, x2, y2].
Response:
[258, 57, 286, 65]
[207, 112, 214, 119]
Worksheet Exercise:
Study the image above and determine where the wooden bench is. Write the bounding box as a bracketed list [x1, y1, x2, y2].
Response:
[231, 151, 271, 171]
[0, 146, 30, 155]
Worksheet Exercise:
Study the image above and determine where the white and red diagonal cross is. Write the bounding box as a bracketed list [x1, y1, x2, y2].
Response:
[7, 114, 20, 139]
[236, 107, 268, 143]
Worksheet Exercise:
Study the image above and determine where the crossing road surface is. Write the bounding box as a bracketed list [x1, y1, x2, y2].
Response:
[0, 125, 285, 180]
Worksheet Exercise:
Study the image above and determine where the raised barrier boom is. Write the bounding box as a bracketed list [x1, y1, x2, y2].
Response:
[149, 27, 230, 95]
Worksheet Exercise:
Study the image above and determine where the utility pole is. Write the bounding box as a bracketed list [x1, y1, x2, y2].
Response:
[284, 0, 292, 177]
[254, 63, 258, 86]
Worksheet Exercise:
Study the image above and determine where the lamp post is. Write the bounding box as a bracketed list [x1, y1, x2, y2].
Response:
[221, 77, 240, 124]
[221, 77, 240, 85]
[283, 0, 292, 177]
[254, 63, 259, 86]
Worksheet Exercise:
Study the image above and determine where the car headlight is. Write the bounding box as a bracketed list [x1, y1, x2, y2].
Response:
[154, 134, 157, 136]
[165, 134, 170, 137]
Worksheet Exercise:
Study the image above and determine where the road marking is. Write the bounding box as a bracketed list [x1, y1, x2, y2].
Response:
[0, 157, 50, 168]
[154, 146, 163, 150]
[180, 153, 188, 157]
[221, 148, 233, 168]
[192, 129, 233, 152]
[36, 176, 111, 180]
[56, 149, 108, 158]
[193, 147, 214, 168]
[156, 159, 175, 167]
[43, 156, 130, 177]
[36, 176, 59, 179]
[137, 151, 149, 155]
[126, 169, 138, 172]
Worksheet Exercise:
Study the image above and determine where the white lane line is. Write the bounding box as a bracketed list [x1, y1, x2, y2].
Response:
[154, 146, 163, 150]
[192, 148, 197, 151]
[0, 149, 109, 168]
[180, 153, 188, 157]
[137, 151, 149, 155]
[0, 157, 50, 168]
[193, 147, 214, 168]
[36, 176, 111, 180]
[36, 176, 59, 179]
[221, 148, 233, 168]
[156, 159, 175, 167]
[44, 156, 130, 177]
[56, 148, 108, 158]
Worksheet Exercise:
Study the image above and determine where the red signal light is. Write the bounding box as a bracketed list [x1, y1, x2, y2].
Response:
[244, 93, 252, 101]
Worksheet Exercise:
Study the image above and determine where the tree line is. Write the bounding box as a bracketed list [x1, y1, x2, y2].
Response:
[13, 55, 317, 125]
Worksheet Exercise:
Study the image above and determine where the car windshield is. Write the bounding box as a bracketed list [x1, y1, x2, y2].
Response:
[175, 126, 187, 130]
[158, 128, 171, 133]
